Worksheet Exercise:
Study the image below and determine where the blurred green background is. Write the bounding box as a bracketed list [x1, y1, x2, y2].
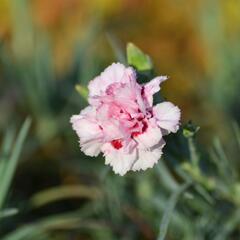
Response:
[0, 0, 240, 239]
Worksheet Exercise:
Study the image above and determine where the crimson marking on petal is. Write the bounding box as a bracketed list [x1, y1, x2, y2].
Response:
[111, 139, 123, 149]
[131, 132, 140, 137]
[131, 120, 148, 138]
[142, 120, 148, 132]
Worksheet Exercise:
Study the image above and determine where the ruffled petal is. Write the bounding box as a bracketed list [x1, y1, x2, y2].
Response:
[80, 141, 103, 157]
[132, 140, 165, 171]
[70, 107, 103, 157]
[88, 62, 136, 97]
[134, 123, 162, 149]
[143, 76, 167, 106]
[153, 102, 181, 134]
[102, 143, 137, 176]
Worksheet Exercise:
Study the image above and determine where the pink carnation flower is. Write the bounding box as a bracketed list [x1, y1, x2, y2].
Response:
[71, 63, 180, 176]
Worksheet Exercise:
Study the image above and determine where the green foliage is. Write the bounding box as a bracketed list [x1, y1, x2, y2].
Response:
[127, 43, 153, 71]
[31, 185, 101, 208]
[75, 84, 89, 101]
[157, 181, 191, 240]
[183, 121, 200, 138]
[0, 118, 31, 211]
[0, 209, 19, 219]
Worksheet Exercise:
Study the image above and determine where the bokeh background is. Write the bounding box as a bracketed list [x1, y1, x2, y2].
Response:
[0, 0, 240, 239]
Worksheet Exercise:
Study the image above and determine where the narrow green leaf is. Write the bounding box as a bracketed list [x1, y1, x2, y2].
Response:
[194, 184, 214, 205]
[127, 42, 153, 71]
[0, 208, 18, 219]
[0, 127, 16, 181]
[0, 117, 31, 209]
[156, 160, 179, 191]
[3, 210, 108, 240]
[213, 137, 236, 182]
[31, 185, 102, 208]
[106, 33, 126, 64]
[213, 209, 240, 240]
[0, 127, 16, 158]
[157, 181, 191, 240]
[232, 121, 240, 149]
[75, 84, 88, 101]
[188, 137, 199, 167]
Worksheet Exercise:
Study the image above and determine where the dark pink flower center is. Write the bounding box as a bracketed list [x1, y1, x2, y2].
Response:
[131, 120, 148, 137]
[111, 139, 123, 149]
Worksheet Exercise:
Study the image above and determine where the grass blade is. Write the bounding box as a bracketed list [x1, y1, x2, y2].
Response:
[0, 127, 16, 181]
[106, 33, 126, 64]
[31, 185, 101, 208]
[75, 84, 88, 101]
[0, 208, 18, 219]
[156, 159, 179, 191]
[232, 122, 240, 149]
[2, 210, 108, 240]
[0, 117, 31, 209]
[157, 181, 191, 240]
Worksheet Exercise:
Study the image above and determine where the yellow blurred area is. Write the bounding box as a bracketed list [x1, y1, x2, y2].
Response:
[0, 0, 11, 38]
